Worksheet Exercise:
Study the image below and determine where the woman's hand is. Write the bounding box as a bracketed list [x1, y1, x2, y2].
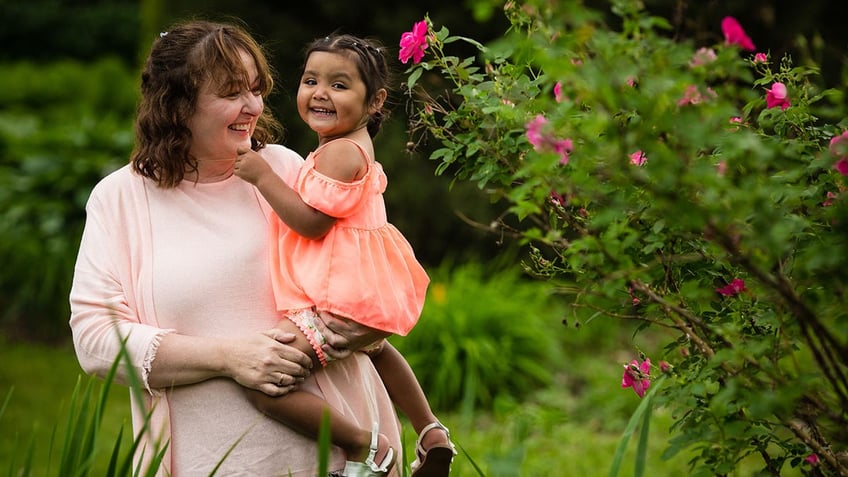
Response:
[226, 329, 314, 396]
[149, 331, 312, 397]
[314, 312, 391, 361]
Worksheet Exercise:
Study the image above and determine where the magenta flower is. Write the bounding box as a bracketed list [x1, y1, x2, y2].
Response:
[525, 115, 547, 149]
[399, 20, 429, 64]
[550, 191, 566, 206]
[721, 16, 756, 51]
[753, 52, 768, 63]
[629, 150, 647, 166]
[834, 158, 848, 176]
[622, 358, 651, 398]
[765, 82, 790, 110]
[553, 138, 574, 165]
[717, 278, 747, 296]
[659, 361, 671, 373]
[525, 115, 574, 165]
[553, 81, 566, 103]
[805, 454, 820, 466]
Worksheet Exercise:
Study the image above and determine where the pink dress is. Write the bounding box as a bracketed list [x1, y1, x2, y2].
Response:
[269, 138, 429, 335]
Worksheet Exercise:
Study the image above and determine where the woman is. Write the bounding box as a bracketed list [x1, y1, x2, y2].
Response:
[69, 19, 399, 476]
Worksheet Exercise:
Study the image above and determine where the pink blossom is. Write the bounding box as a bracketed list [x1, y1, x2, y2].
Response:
[717, 278, 747, 296]
[765, 82, 790, 110]
[525, 115, 574, 164]
[550, 191, 566, 206]
[553, 81, 566, 102]
[717, 160, 727, 176]
[622, 358, 651, 398]
[659, 361, 671, 373]
[829, 131, 848, 157]
[627, 287, 640, 305]
[629, 150, 647, 166]
[804, 454, 820, 466]
[525, 115, 547, 149]
[753, 52, 768, 63]
[721, 16, 756, 51]
[690, 47, 717, 67]
[553, 138, 574, 165]
[834, 158, 848, 176]
[625, 76, 637, 88]
[678, 84, 716, 106]
[823, 191, 838, 207]
[399, 20, 429, 64]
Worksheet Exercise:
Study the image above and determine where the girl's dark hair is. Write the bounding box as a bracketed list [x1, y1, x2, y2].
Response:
[303, 34, 393, 138]
[131, 19, 283, 188]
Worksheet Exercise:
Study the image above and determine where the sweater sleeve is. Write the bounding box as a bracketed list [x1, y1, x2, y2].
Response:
[69, 169, 173, 393]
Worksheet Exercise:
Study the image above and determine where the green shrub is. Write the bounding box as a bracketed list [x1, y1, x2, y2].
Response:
[400, 1, 848, 475]
[392, 261, 566, 412]
[0, 59, 135, 340]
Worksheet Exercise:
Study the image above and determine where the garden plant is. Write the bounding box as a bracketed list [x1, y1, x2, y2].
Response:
[400, 0, 848, 476]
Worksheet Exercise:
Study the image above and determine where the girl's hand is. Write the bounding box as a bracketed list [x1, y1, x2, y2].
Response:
[234, 148, 273, 186]
[225, 330, 313, 397]
[314, 312, 391, 361]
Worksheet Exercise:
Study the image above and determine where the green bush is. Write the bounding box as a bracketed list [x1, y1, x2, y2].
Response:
[401, 0, 847, 475]
[392, 261, 566, 412]
[0, 59, 135, 340]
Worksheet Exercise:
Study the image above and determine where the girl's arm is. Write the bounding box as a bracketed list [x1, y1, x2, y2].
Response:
[235, 141, 366, 239]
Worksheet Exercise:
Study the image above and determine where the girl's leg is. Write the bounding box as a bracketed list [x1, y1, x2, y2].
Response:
[245, 315, 393, 464]
[367, 342, 450, 449]
[246, 388, 390, 463]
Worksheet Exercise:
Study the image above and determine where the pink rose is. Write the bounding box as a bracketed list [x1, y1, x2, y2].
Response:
[721, 16, 756, 51]
[622, 358, 651, 398]
[765, 82, 790, 110]
[717, 278, 747, 297]
[399, 20, 429, 64]
[629, 150, 647, 166]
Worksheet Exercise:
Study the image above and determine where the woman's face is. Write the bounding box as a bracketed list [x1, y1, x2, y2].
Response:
[187, 49, 264, 162]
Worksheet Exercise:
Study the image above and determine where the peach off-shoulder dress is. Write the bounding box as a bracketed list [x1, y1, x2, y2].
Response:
[270, 138, 430, 335]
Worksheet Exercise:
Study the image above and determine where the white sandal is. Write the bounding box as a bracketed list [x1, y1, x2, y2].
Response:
[410, 422, 456, 477]
[336, 422, 395, 477]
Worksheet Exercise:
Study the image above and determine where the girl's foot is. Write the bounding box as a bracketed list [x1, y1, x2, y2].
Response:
[411, 422, 456, 477]
[339, 423, 395, 477]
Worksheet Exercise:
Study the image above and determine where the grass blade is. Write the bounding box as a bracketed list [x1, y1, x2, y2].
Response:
[608, 375, 665, 477]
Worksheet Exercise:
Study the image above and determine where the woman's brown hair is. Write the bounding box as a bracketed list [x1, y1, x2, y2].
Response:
[131, 19, 282, 187]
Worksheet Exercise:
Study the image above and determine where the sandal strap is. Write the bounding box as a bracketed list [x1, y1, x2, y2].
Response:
[415, 421, 456, 459]
[364, 421, 393, 473]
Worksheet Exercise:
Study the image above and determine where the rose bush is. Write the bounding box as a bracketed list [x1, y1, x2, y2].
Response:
[401, 1, 847, 475]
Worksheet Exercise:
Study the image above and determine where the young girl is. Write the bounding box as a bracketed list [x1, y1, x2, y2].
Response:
[234, 34, 455, 477]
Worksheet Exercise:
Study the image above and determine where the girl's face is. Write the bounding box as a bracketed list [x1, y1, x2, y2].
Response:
[297, 51, 376, 144]
[187, 49, 264, 163]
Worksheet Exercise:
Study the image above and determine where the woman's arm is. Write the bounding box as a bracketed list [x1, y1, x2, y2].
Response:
[70, 175, 311, 396]
[148, 330, 311, 396]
